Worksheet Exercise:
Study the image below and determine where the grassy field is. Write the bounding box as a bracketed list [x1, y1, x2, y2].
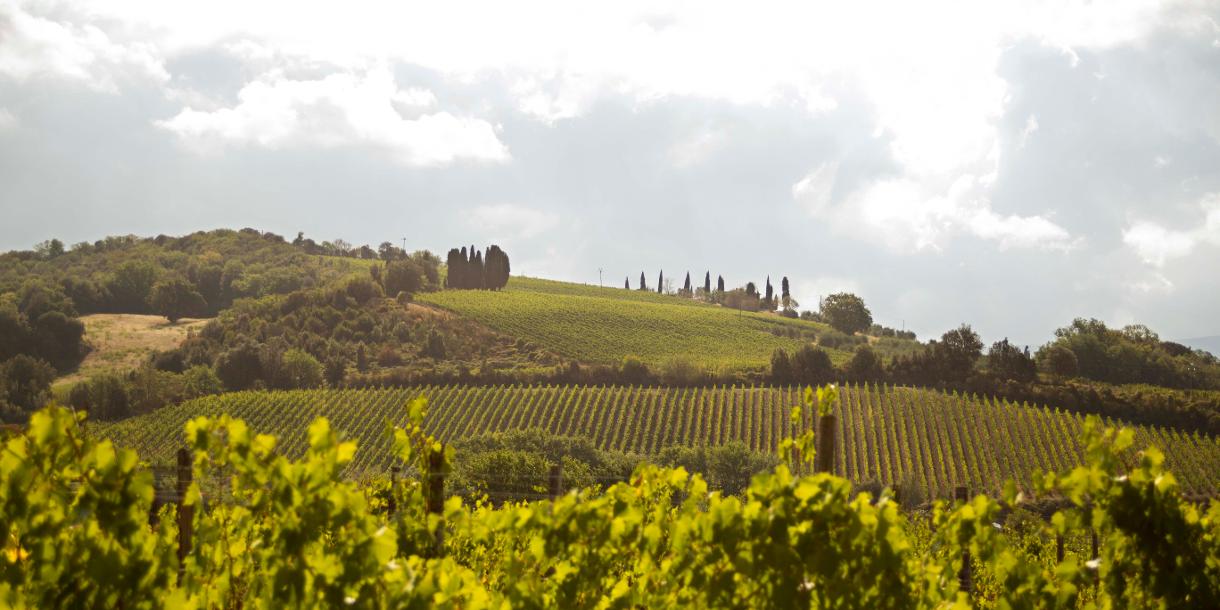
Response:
[98, 384, 1220, 498]
[54, 314, 209, 392]
[419, 276, 863, 371]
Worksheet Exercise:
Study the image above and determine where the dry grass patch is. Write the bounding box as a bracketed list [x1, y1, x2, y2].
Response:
[53, 314, 209, 389]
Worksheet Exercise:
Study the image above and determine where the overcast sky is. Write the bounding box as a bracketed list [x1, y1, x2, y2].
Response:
[1, 0, 1218, 346]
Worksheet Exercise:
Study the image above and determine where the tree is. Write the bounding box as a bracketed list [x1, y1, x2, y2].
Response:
[769, 349, 793, 384]
[483, 245, 511, 289]
[792, 345, 835, 385]
[932, 324, 984, 382]
[820, 293, 873, 335]
[1039, 344, 1079, 379]
[445, 248, 466, 288]
[639, 272, 647, 291]
[625, 277, 630, 290]
[182, 365, 223, 398]
[987, 338, 1036, 382]
[845, 345, 884, 382]
[764, 277, 773, 302]
[278, 349, 323, 389]
[34, 238, 65, 259]
[745, 282, 758, 297]
[0, 355, 55, 413]
[384, 259, 424, 297]
[107, 260, 159, 312]
[781, 276, 790, 300]
[657, 271, 663, 294]
[216, 343, 263, 391]
[67, 372, 130, 420]
[683, 272, 692, 293]
[422, 330, 446, 360]
[704, 272, 711, 293]
[148, 278, 207, 323]
[717, 275, 725, 292]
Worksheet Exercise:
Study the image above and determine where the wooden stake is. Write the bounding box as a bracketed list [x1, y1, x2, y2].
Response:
[817, 414, 836, 474]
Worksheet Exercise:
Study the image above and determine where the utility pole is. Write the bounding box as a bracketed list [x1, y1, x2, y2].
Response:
[598, 267, 603, 287]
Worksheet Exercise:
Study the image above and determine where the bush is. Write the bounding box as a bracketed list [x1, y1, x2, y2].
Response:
[279, 349, 324, 389]
[619, 355, 651, 385]
[659, 355, 703, 386]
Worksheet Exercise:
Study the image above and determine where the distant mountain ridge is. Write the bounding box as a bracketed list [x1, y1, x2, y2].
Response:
[1180, 335, 1220, 358]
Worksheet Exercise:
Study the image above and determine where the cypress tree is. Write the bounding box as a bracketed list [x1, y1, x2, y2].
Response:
[717, 275, 725, 292]
[444, 248, 463, 289]
[657, 270, 664, 294]
[639, 271, 647, 291]
[625, 277, 630, 290]
[704, 271, 711, 293]
[765, 276, 774, 302]
[781, 276, 790, 299]
[683, 272, 691, 293]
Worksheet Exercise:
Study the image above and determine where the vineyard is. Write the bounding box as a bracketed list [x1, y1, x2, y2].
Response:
[98, 384, 1220, 497]
[419, 278, 854, 370]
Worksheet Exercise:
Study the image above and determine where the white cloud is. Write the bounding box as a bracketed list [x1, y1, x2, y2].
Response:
[791, 162, 838, 216]
[669, 126, 728, 168]
[0, 108, 15, 131]
[1018, 115, 1039, 149]
[0, 0, 167, 91]
[155, 68, 509, 166]
[466, 203, 559, 240]
[794, 276, 861, 311]
[811, 173, 1074, 252]
[1122, 193, 1220, 266]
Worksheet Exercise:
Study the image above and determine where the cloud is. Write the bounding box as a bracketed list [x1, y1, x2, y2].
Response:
[792, 162, 838, 215]
[0, 0, 167, 91]
[466, 203, 559, 240]
[1122, 192, 1220, 266]
[0, 108, 15, 131]
[811, 173, 1075, 252]
[155, 68, 508, 166]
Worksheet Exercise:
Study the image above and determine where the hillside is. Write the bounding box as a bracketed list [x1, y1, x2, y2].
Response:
[420, 276, 921, 372]
[98, 384, 1220, 497]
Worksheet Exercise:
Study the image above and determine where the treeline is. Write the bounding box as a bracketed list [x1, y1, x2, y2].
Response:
[760, 320, 1220, 435]
[0, 230, 368, 321]
[445, 245, 510, 290]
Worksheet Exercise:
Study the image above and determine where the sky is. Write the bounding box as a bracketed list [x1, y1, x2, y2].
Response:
[1, 0, 1218, 347]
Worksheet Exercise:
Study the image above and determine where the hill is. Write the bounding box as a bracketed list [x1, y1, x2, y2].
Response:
[97, 383, 1220, 497]
[420, 276, 921, 372]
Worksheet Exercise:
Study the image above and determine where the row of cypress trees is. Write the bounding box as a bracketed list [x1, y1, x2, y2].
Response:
[445, 245, 510, 290]
[625, 270, 790, 302]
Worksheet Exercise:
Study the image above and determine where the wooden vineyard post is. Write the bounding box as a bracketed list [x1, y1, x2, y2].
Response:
[427, 445, 445, 553]
[955, 486, 972, 595]
[388, 465, 401, 515]
[1056, 534, 1065, 563]
[548, 463, 563, 501]
[817, 413, 836, 474]
[176, 448, 193, 582]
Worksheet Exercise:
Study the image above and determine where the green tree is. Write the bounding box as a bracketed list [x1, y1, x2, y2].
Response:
[820, 292, 873, 335]
[987, 338, 1036, 382]
[148, 277, 207, 322]
[0, 355, 55, 413]
[106, 260, 159, 312]
[278, 349, 324, 389]
[1038, 344, 1080, 379]
[384, 259, 424, 297]
[182, 365, 223, 398]
[845, 345, 884, 382]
